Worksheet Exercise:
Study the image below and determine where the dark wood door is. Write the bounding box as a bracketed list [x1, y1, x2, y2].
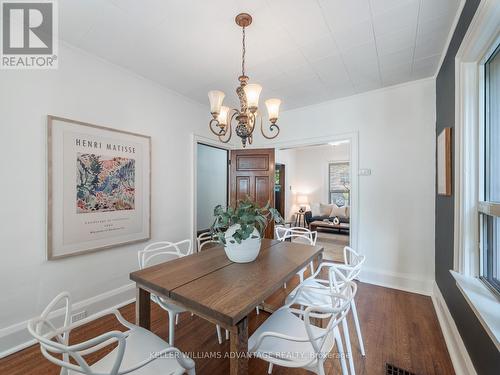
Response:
[230, 148, 275, 239]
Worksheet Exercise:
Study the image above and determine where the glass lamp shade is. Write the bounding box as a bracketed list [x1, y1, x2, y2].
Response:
[265, 98, 281, 121]
[217, 106, 230, 125]
[243, 84, 262, 110]
[208, 90, 225, 114]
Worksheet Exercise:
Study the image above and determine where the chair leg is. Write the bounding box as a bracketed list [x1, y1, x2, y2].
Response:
[225, 329, 229, 340]
[256, 305, 260, 315]
[175, 313, 179, 325]
[168, 312, 176, 346]
[298, 268, 305, 283]
[351, 299, 366, 356]
[334, 326, 349, 375]
[268, 363, 273, 374]
[309, 260, 314, 276]
[216, 324, 222, 344]
[283, 282, 287, 289]
[317, 360, 326, 375]
[342, 317, 355, 375]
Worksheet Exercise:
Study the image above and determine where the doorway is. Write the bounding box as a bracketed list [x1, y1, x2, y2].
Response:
[195, 143, 228, 235]
[275, 137, 357, 262]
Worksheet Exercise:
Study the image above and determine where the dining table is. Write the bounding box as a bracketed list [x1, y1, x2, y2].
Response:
[130, 238, 323, 375]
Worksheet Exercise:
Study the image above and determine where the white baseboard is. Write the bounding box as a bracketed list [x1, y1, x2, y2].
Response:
[431, 282, 477, 375]
[360, 267, 434, 296]
[0, 283, 136, 359]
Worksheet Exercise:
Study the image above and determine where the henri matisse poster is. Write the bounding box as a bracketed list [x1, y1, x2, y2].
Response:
[48, 116, 151, 259]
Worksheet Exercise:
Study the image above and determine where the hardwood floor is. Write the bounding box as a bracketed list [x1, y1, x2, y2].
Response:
[0, 280, 454, 375]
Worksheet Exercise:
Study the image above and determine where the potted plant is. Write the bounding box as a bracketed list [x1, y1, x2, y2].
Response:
[211, 197, 283, 263]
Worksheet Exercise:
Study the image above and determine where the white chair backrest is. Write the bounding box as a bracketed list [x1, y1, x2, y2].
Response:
[27, 292, 128, 375]
[253, 280, 356, 368]
[342, 246, 366, 280]
[275, 226, 318, 245]
[138, 240, 192, 269]
[303, 280, 356, 356]
[197, 232, 219, 251]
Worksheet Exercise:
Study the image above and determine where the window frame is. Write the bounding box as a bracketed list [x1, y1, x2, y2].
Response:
[452, 0, 500, 350]
[478, 41, 500, 296]
[327, 161, 350, 207]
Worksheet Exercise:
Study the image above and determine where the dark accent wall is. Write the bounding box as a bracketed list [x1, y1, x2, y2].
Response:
[435, 1, 500, 374]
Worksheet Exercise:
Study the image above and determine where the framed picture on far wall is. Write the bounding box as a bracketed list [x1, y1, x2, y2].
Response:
[47, 116, 151, 260]
[437, 127, 452, 196]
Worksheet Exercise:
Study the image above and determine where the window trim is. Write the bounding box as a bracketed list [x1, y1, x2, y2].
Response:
[452, 0, 500, 350]
[328, 161, 350, 206]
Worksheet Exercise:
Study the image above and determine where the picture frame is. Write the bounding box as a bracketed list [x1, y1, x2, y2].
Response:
[47, 115, 151, 260]
[437, 127, 452, 196]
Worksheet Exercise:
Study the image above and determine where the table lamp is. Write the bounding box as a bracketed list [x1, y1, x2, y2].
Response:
[297, 195, 309, 213]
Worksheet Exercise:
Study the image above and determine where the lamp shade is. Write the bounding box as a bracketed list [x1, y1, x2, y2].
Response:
[297, 195, 308, 204]
[265, 98, 281, 120]
[208, 90, 225, 114]
[217, 106, 230, 125]
[243, 83, 262, 109]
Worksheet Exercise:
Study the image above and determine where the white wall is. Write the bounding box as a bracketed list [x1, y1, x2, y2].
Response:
[196, 144, 227, 231]
[257, 79, 436, 295]
[0, 44, 209, 354]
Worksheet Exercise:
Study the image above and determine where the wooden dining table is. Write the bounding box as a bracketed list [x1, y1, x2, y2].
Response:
[130, 238, 323, 375]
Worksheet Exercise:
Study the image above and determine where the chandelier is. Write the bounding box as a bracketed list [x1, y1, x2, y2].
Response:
[208, 13, 282, 147]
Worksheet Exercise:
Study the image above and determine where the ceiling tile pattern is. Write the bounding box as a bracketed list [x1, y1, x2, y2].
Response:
[59, 0, 461, 110]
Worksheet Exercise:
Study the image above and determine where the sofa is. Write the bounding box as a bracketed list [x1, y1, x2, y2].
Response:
[304, 203, 350, 228]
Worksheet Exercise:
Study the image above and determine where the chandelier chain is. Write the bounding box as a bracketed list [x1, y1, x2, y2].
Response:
[241, 26, 246, 77]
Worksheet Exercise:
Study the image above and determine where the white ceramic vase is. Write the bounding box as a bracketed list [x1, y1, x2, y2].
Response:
[224, 224, 261, 263]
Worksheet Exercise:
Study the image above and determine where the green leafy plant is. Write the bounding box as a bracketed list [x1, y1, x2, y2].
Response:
[211, 197, 284, 245]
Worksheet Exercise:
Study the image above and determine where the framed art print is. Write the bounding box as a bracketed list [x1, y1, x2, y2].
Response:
[437, 127, 452, 196]
[47, 116, 151, 259]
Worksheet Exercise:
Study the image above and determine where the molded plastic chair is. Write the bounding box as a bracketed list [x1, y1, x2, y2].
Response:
[196, 231, 219, 252]
[138, 240, 227, 345]
[287, 246, 366, 375]
[275, 226, 318, 286]
[249, 279, 356, 375]
[27, 292, 195, 375]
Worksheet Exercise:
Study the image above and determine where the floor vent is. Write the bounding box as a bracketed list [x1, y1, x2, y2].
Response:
[386, 363, 416, 375]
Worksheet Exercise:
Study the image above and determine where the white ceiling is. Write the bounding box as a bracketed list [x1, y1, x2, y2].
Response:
[60, 0, 461, 110]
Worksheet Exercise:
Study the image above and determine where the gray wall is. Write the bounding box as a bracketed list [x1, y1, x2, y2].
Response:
[435, 1, 500, 374]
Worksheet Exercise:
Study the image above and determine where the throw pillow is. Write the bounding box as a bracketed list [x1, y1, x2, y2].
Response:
[319, 203, 334, 216]
[310, 203, 321, 217]
[330, 204, 348, 218]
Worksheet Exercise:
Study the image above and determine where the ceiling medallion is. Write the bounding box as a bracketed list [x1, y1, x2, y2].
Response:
[208, 13, 282, 147]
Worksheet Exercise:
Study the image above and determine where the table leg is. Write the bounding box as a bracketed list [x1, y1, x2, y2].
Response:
[230, 317, 248, 375]
[135, 287, 150, 329]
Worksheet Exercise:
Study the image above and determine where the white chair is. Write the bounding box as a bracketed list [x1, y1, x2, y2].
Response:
[27, 292, 195, 375]
[275, 226, 318, 286]
[249, 279, 356, 375]
[196, 231, 219, 252]
[286, 246, 366, 375]
[138, 240, 227, 345]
